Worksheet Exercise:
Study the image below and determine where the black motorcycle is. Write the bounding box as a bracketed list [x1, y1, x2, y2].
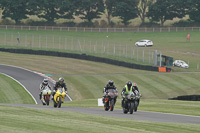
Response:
[122, 92, 136, 114]
[134, 90, 141, 112]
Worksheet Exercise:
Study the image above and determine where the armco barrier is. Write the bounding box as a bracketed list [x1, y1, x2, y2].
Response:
[0, 48, 171, 72]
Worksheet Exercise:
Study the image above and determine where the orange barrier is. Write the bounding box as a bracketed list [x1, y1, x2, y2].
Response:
[159, 67, 166, 72]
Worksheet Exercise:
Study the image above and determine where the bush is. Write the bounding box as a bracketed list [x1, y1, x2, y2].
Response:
[93, 20, 100, 27]
[99, 20, 108, 27]
[26, 19, 51, 26]
[173, 20, 200, 27]
[61, 21, 76, 27]
[139, 22, 160, 27]
[78, 21, 94, 27]
[0, 18, 15, 25]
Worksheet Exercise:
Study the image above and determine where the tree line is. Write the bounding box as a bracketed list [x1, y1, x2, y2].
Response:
[0, 0, 199, 27]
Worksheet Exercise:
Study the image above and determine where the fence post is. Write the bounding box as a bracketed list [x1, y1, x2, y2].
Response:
[143, 49, 144, 63]
[65, 38, 67, 50]
[39, 35, 41, 48]
[46, 35, 47, 48]
[59, 37, 61, 49]
[90, 40, 92, 53]
[137, 47, 138, 61]
[25, 34, 27, 47]
[53, 35, 55, 49]
[31, 35, 34, 48]
[114, 43, 115, 55]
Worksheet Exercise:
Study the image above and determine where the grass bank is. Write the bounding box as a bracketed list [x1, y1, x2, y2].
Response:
[1, 52, 200, 100]
[0, 105, 199, 133]
[0, 73, 35, 104]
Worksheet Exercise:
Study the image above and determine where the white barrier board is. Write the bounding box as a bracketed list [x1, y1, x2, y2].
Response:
[98, 98, 104, 106]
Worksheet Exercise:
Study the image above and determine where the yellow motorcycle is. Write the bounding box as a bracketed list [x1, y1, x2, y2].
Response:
[53, 87, 66, 108]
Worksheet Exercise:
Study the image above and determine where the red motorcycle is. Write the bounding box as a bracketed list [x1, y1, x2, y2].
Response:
[103, 89, 118, 111]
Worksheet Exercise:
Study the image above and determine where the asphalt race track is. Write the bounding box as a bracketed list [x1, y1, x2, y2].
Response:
[0, 64, 200, 124]
[0, 64, 71, 104]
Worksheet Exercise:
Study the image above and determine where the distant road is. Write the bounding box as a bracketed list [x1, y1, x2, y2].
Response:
[0, 64, 71, 104]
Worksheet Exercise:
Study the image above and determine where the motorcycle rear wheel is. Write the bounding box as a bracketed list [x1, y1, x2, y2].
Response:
[53, 100, 57, 108]
[134, 101, 138, 112]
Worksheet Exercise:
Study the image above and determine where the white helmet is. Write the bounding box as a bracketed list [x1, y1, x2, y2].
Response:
[59, 77, 64, 83]
[43, 79, 48, 85]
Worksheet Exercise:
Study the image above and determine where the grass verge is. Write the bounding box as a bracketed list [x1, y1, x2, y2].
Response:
[0, 73, 35, 104]
[0, 105, 200, 133]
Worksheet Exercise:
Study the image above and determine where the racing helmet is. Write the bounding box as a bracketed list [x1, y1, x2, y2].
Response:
[59, 77, 64, 84]
[127, 81, 132, 88]
[108, 80, 114, 86]
[133, 83, 137, 87]
[43, 78, 48, 85]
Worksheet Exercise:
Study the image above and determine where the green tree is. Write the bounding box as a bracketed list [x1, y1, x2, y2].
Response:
[113, 0, 139, 26]
[36, 0, 61, 24]
[147, 0, 189, 26]
[105, 0, 116, 26]
[77, 0, 105, 22]
[36, 0, 76, 24]
[188, 0, 200, 22]
[138, 0, 153, 24]
[0, 0, 33, 24]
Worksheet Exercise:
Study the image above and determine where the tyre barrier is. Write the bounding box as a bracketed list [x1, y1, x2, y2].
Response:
[0, 48, 171, 72]
[169, 95, 200, 101]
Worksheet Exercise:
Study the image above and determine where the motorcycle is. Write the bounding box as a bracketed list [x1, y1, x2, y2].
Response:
[122, 92, 136, 114]
[134, 90, 141, 112]
[41, 86, 52, 106]
[103, 89, 118, 111]
[53, 87, 66, 108]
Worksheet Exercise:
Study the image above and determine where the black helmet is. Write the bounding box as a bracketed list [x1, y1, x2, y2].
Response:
[108, 80, 114, 86]
[59, 77, 64, 84]
[127, 81, 132, 88]
[43, 78, 48, 85]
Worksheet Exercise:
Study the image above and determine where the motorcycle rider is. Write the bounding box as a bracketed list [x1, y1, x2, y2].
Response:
[52, 77, 67, 100]
[133, 83, 139, 92]
[39, 78, 52, 100]
[102, 80, 117, 103]
[121, 81, 135, 107]
[133, 82, 141, 106]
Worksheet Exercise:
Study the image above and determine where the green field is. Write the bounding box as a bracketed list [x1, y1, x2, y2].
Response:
[0, 30, 200, 132]
[1, 105, 199, 133]
[0, 30, 200, 71]
[0, 73, 35, 104]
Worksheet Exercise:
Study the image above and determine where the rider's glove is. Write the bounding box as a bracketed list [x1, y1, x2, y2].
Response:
[65, 91, 68, 94]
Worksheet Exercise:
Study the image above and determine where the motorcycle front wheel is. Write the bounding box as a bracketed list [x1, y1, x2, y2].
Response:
[123, 107, 128, 114]
[58, 97, 62, 108]
[110, 100, 114, 111]
[130, 102, 135, 114]
[45, 95, 50, 106]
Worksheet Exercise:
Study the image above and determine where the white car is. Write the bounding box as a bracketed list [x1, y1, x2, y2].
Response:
[173, 60, 189, 68]
[135, 40, 153, 47]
